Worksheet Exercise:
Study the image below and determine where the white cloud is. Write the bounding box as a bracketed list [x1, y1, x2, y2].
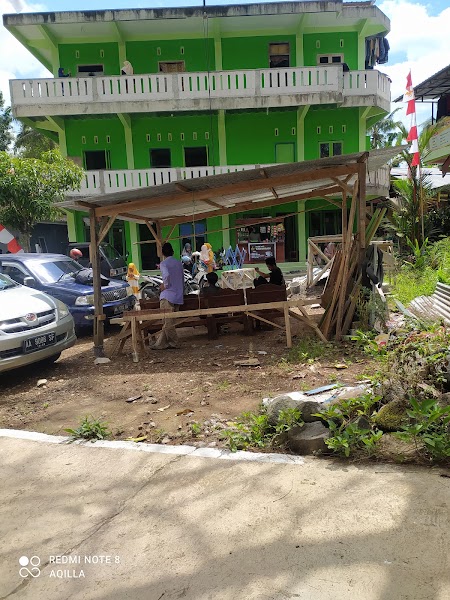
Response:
[0, 0, 50, 106]
[379, 0, 450, 126]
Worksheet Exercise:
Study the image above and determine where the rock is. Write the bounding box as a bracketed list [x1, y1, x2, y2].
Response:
[36, 379, 47, 387]
[286, 422, 330, 455]
[376, 433, 424, 463]
[355, 415, 371, 430]
[373, 399, 410, 432]
[161, 437, 171, 444]
[150, 399, 158, 404]
[265, 396, 322, 426]
[437, 393, 450, 408]
[94, 357, 111, 365]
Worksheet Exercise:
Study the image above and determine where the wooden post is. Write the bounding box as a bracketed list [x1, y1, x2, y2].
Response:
[358, 161, 367, 250]
[284, 305, 292, 348]
[89, 209, 105, 357]
[155, 221, 163, 259]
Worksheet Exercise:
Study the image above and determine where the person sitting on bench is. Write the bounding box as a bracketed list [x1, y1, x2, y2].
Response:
[201, 271, 223, 296]
[254, 256, 285, 287]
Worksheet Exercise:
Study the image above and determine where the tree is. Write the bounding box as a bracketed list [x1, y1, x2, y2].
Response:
[387, 120, 442, 246]
[368, 108, 403, 150]
[14, 123, 56, 158]
[0, 150, 83, 251]
[0, 91, 12, 151]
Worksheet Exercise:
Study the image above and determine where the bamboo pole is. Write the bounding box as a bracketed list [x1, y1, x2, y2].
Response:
[89, 209, 105, 357]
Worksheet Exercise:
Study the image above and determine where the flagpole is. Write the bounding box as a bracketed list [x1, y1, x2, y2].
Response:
[403, 70, 422, 243]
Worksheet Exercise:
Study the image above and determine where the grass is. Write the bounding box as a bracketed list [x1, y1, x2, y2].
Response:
[392, 266, 438, 305]
[217, 380, 231, 391]
[65, 415, 110, 442]
[286, 336, 337, 364]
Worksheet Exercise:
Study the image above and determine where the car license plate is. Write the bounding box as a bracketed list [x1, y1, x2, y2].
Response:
[114, 304, 126, 314]
[23, 332, 56, 354]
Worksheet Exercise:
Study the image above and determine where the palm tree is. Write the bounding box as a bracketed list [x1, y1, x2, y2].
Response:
[14, 122, 56, 158]
[387, 120, 442, 245]
[368, 108, 403, 150]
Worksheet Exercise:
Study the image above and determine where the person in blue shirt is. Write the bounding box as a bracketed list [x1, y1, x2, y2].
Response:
[151, 242, 184, 350]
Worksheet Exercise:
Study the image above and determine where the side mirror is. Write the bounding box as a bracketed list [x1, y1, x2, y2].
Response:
[23, 276, 37, 288]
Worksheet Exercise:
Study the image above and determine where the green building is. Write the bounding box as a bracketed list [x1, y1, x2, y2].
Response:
[5, 1, 391, 270]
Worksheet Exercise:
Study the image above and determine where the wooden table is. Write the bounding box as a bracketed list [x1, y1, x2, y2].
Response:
[110, 298, 324, 362]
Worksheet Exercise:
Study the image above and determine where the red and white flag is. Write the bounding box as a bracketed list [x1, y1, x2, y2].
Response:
[0, 224, 23, 253]
[403, 70, 420, 167]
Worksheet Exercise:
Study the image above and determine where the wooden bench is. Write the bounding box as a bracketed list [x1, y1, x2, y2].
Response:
[202, 289, 251, 339]
[246, 284, 288, 330]
[110, 296, 325, 362]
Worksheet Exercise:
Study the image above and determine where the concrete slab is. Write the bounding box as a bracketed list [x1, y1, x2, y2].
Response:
[0, 434, 449, 600]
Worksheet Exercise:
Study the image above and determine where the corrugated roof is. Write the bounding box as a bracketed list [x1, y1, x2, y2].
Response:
[59, 147, 404, 225]
[394, 64, 450, 102]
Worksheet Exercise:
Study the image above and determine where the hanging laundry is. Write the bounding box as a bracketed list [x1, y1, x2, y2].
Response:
[365, 36, 390, 69]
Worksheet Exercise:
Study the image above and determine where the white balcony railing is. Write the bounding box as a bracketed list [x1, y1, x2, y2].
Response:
[71, 163, 390, 198]
[10, 67, 390, 116]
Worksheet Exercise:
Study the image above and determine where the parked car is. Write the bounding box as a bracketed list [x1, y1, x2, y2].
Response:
[0, 254, 135, 329]
[66, 242, 127, 279]
[0, 272, 76, 373]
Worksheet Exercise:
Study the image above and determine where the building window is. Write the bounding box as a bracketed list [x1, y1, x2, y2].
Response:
[269, 43, 290, 68]
[342, 125, 346, 133]
[184, 147, 208, 167]
[168, 133, 172, 141]
[319, 142, 343, 159]
[180, 46, 185, 55]
[83, 150, 111, 170]
[106, 135, 111, 144]
[77, 64, 104, 76]
[159, 61, 186, 73]
[150, 149, 171, 168]
[146, 134, 151, 142]
[317, 54, 344, 65]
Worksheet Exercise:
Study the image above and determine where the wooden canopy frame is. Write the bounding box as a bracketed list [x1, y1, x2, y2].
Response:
[58, 148, 403, 355]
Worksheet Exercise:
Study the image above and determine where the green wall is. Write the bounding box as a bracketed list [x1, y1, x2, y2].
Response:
[58, 43, 120, 76]
[303, 32, 358, 69]
[303, 107, 360, 161]
[226, 110, 297, 164]
[162, 225, 181, 258]
[65, 117, 128, 169]
[222, 35, 296, 70]
[126, 39, 215, 74]
[132, 113, 219, 168]
[206, 216, 222, 251]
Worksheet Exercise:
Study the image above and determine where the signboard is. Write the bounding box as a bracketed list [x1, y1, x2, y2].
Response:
[248, 242, 275, 261]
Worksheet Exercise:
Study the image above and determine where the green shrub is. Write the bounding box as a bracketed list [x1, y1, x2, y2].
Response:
[396, 398, 450, 463]
[223, 407, 304, 452]
[65, 416, 110, 442]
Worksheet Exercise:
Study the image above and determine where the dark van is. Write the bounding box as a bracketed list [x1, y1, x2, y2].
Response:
[67, 242, 127, 279]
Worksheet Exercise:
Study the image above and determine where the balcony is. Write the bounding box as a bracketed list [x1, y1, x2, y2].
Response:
[70, 163, 390, 200]
[10, 67, 390, 118]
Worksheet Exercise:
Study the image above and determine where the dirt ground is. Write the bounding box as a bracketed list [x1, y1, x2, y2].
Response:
[0, 314, 374, 447]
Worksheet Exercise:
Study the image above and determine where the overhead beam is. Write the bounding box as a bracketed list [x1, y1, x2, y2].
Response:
[152, 185, 344, 227]
[94, 164, 361, 217]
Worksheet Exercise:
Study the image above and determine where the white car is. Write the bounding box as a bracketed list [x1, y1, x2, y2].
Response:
[0, 273, 76, 373]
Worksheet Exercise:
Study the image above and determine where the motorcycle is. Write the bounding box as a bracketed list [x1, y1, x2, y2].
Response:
[139, 270, 199, 300]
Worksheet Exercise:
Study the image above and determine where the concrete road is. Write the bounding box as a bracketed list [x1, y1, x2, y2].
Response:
[0, 432, 449, 600]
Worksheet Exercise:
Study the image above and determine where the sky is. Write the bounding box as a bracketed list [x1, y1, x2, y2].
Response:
[1, 0, 450, 130]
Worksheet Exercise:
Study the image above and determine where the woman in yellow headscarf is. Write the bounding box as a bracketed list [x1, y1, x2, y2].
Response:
[126, 262, 140, 296]
[200, 243, 214, 273]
